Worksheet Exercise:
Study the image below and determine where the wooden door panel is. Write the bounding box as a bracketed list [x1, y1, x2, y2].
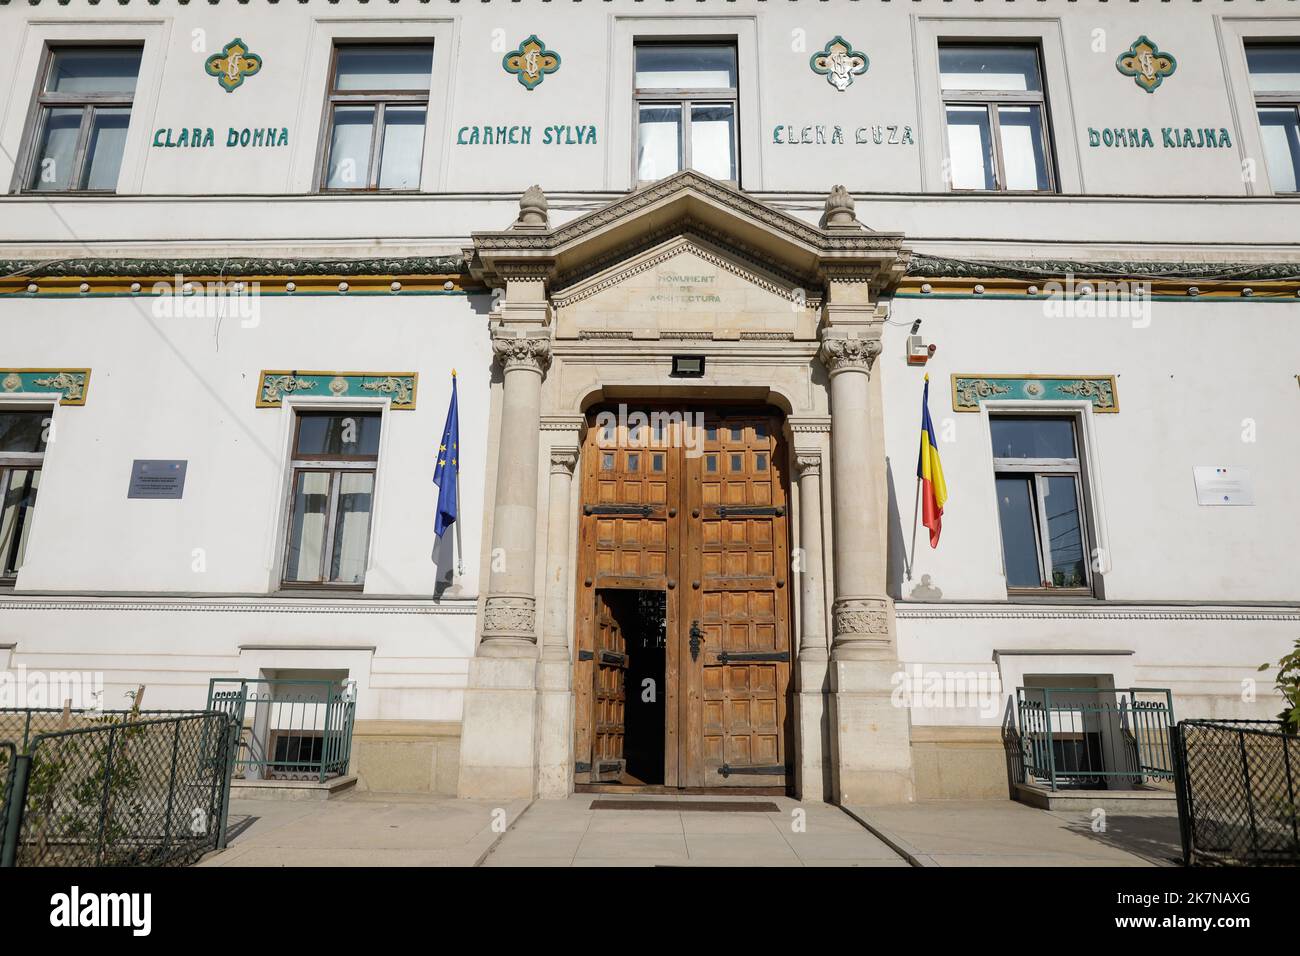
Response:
[590, 591, 627, 782]
[575, 408, 790, 790]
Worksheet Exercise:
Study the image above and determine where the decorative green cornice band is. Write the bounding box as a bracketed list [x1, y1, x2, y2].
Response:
[256, 370, 418, 409]
[0, 368, 91, 405]
[908, 255, 1300, 283]
[0, 256, 467, 279]
[951, 374, 1118, 413]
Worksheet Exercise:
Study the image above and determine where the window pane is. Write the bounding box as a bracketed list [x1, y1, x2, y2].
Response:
[690, 103, 735, 179]
[30, 108, 81, 191]
[990, 418, 1077, 460]
[377, 105, 426, 189]
[945, 105, 995, 189]
[81, 107, 131, 190]
[0, 411, 50, 453]
[1246, 45, 1300, 93]
[1257, 108, 1300, 193]
[940, 45, 1042, 91]
[334, 44, 433, 91]
[1043, 476, 1088, 588]
[285, 472, 331, 583]
[998, 104, 1050, 190]
[637, 104, 682, 180]
[295, 412, 382, 458]
[46, 48, 142, 94]
[995, 476, 1042, 588]
[0, 469, 40, 575]
[330, 472, 374, 584]
[635, 45, 736, 89]
[326, 106, 375, 188]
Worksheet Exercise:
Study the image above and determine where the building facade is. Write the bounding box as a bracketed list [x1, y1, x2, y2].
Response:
[0, 0, 1297, 803]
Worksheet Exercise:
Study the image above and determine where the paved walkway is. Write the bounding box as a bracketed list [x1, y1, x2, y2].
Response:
[481, 794, 907, 867]
[200, 792, 530, 867]
[199, 792, 1178, 867]
[845, 800, 1181, 867]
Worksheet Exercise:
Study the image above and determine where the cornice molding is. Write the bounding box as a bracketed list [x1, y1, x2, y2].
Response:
[895, 605, 1300, 622]
[0, 597, 479, 615]
[0, 256, 468, 280]
[907, 254, 1300, 284]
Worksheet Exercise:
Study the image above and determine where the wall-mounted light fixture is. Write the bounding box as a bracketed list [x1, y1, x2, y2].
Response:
[671, 355, 706, 377]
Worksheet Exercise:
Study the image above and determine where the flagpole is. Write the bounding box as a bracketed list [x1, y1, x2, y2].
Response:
[906, 476, 920, 582]
[452, 369, 463, 577]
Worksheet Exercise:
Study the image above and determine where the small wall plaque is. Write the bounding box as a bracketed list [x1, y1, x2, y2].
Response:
[1193, 466, 1254, 506]
[128, 460, 188, 500]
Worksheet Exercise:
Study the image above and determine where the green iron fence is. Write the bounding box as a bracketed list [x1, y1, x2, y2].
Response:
[1172, 718, 1299, 866]
[1017, 686, 1175, 791]
[207, 678, 355, 783]
[0, 709, 238, 867]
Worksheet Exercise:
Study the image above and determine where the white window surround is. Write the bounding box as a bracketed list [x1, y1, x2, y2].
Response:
[994, 651, 1136, 720]
[0, 395, 58, 589]
[267, 395, 393, 595]
[976, 400, 1110, 597]
[913, 17, 1083, 194]
[291, 17, 457, 194]
[1215, 17, 1300, 197]
[607, 16, 762, 191]
[3, 19, 167, 195]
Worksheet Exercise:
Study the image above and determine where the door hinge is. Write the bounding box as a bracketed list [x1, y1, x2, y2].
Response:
[716, 650, 791, 663]
[575, 762, 591, 773]
[578, 650, 594, 661]
[716, 505, 785, 517]
[597, 649, 627, 667]
[584, 504, 654, 517]
[718, 763, 787, 777]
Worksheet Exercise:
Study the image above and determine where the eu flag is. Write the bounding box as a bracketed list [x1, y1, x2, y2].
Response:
[433, 371, 459, 537]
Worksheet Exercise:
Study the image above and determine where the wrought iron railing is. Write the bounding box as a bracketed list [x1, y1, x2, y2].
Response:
[0, 709, 237, 867]
[1173, 718, 1299, 866]
[207, 678, 355, 783]
[1017, 686, 1175, 791]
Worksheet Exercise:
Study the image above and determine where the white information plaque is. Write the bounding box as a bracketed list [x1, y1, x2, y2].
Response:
[1193, 466, 1254, 506]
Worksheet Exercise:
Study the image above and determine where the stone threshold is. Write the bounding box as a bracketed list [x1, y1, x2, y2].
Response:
[1013, 781, 1177, 813]
[229, 774, 358, 801]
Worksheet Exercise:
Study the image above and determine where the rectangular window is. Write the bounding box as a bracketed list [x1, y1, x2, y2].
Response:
[24, 46, 142, 192]
[281, 411, 381, 588]
[634, 43, 738, 182]
[0, 410, 50, 581]
[990, 416, 1091, 592]
[939, 44, 1053, 192]
[321, 43, 433, 191]
[1246, 44, 1300, 193]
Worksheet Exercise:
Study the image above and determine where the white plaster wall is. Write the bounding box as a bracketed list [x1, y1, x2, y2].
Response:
[0, 0, 1295, 197]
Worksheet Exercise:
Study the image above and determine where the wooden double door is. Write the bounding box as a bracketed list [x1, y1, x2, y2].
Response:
[573, 406, 793, 789]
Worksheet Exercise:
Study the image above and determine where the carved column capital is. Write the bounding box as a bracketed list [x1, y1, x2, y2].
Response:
[550, 446, 579, 476]
[818, 333, 881, 376]
[795, 454, 822, 478]
[492, 331, 552, 374]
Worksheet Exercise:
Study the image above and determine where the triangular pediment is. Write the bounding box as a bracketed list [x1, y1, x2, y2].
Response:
[469, 170, 909, 294]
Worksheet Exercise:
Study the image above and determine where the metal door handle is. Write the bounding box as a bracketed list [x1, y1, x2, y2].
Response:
[689, 621, 704, 662]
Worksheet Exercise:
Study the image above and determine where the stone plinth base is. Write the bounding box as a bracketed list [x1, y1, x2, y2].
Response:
[535, 658, 574, 799]
[457, 656, 538, 799]
[794, 656, 832, 802]
[830, 659, 914, 805]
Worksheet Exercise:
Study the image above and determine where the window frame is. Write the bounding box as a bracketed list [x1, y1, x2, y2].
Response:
[987, 412, 1096, 596]
[1244, 42, 1300, 194]
[0, 407, 52, 584]
[632, 40, 739, 185]
[20, 43, 142, 194]
[938, 42, 1057, 194]
[317, 41, 434, 193]
[279, 410, 382, 591]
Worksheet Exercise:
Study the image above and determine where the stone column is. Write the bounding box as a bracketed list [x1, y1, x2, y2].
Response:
[457, 328, 552, 799]
[537, 442, 580, 797]
[478, 331, 552, 655]
[819, 325, 913, 805]
[793, 450, 831, 800]
[819, 332, 893, 660]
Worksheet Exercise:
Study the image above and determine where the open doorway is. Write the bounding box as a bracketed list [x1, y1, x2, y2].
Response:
[596, 589, 666, 786]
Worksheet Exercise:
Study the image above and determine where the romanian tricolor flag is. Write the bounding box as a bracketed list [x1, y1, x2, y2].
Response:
[916, 375, 948, 548]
